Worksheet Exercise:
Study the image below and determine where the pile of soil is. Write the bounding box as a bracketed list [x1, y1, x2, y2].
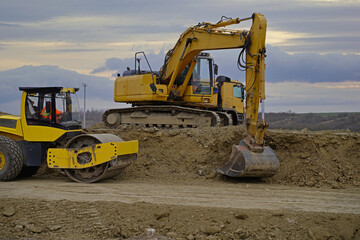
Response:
[87, 123, 360, 189]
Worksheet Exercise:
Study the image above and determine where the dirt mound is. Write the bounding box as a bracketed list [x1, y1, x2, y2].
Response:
[87, 124, 360, 189]
[266, 129, 360, 188]
[1, 124, 360, 240]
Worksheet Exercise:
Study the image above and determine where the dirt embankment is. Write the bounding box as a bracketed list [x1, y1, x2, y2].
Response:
[88, 123, 360, 189]
[1, 124, 360, 240]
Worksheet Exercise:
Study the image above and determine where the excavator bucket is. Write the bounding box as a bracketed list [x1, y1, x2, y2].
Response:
[215, 140, 279, 178]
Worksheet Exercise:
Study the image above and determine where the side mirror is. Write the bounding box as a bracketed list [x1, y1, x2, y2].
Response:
[214, 64, 218, 75]
[45, 101, 51, 113]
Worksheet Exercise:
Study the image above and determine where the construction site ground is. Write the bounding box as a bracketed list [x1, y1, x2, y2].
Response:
[1, 124, 359, 240]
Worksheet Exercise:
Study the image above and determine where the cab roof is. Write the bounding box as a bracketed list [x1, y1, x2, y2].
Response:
[19, 87, 79, 94]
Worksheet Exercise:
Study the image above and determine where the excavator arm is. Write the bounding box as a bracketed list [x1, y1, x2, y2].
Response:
[159, 16, 260, 96]
[161, 13, 270, 146]
[244, 13, 268, 148]
[159, 16, 249, 82]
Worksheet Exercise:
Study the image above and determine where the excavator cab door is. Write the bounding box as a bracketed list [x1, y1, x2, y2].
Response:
[191, 53, 213, 95]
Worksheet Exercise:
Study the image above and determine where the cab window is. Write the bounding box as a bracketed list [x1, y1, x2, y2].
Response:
[192, 58, 212, 95]
[25, 92, 81, 129]
[233, 85, 243, 98]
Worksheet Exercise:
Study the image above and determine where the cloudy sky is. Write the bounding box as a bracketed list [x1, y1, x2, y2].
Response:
[0, 0, 359, 114]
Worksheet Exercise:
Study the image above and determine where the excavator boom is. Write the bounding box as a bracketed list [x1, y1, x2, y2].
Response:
[214, 13, 279, 178]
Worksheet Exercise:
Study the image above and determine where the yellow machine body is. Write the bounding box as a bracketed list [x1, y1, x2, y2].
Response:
[47, 140, 138, 169]
[115, 74, 168, 102]
[0, 87, 139, 183]
[0, 115, 23, 141]
[219, 81, 244, 114]
[105, 13, 279, 178]
[114, 73, 221, 107]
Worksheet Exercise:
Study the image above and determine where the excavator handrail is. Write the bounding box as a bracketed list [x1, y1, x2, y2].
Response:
[134, 51, 157, 92]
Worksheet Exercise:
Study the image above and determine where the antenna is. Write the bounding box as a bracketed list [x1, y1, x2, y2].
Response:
[82, 82, 87, 128]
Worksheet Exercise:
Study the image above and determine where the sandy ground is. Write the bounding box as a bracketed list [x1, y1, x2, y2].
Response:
[1, 124, 360, 239]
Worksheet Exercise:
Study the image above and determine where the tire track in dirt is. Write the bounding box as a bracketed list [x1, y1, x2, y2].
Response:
[0, 178, 359, 214]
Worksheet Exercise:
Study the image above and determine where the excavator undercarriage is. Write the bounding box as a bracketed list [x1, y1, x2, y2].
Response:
[103, 105, 239, 129]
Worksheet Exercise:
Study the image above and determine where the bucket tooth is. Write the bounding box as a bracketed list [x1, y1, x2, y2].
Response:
[215, 140, 279, 178]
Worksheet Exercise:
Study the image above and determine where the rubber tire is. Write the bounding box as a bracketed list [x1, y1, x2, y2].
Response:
[17, 166, 40, 178]
[0, 135, 24, 181]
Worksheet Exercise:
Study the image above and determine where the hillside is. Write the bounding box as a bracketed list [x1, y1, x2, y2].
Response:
[266, 112, 360, 131]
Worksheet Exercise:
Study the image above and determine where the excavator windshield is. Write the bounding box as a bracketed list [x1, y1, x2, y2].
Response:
[192, 57, 213, 95]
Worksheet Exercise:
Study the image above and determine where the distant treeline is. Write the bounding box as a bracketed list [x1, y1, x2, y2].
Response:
[265, 112, 360, 132]
[83, 110, 360, 131]
[83, 109, 104, 128]
[2, 109, 359, 131]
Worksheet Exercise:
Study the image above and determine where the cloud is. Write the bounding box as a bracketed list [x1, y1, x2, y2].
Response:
[0, 99, 21, 115]
[0, 0, 359, 78]
[1, 63, 359, 115]
[204, 46, 360, 83]
[91, 45, 360, 84]
[0, 0, 359, 53]
[91, 52, 166, 75]
[276, 36, 360, 54]
[265, 81, 360, 113]
[0, 0, 359, 114]
[0, 22, 21, 27]
[265, 46, 360, 82]
[41, 48, 109, 53]
[0, 65, 116, 114]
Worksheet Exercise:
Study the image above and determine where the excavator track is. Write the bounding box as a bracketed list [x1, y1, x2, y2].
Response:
[103, 105, 230, 129]
[63, 134, 136, 183]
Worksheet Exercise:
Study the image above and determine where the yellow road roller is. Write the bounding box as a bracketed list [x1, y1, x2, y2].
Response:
[0, 87, 138, 183]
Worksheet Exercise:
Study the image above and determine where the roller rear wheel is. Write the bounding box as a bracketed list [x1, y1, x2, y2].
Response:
[0, 135, 24, 181]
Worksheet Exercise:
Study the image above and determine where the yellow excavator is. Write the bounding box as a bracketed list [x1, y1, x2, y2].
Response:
[0, 87, 138, 183]
[103, 13, 279, 177]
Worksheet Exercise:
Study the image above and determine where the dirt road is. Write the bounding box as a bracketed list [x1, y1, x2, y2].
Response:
[1, 125, 359, 239]
[1, 177, 360, 239]
[1, 177, 360, 214]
